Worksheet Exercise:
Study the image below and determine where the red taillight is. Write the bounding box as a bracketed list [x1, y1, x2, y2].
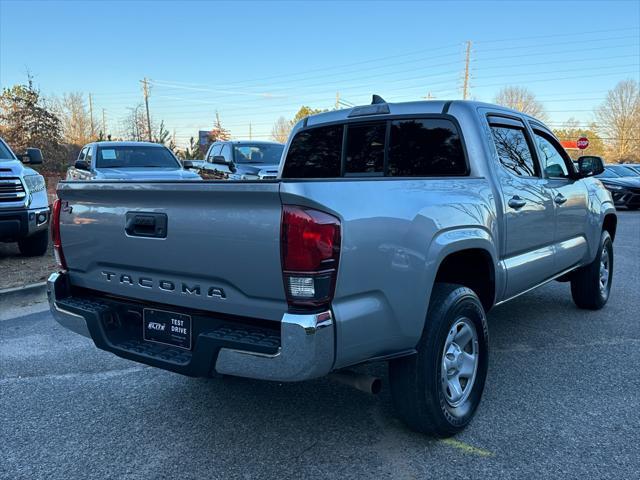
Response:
[51, 199, 67, 271]
[281, 205, 341, 309]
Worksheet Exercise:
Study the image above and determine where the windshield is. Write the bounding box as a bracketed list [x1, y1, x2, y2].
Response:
[607, 165, 638, 177]
[96, 145, 180, 168]
[0, 140, 16, 160]
[233, 144, 283, 164]
[597, 168, 619, 178]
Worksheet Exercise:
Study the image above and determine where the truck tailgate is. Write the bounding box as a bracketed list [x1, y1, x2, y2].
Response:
[57, 181, 287, 321]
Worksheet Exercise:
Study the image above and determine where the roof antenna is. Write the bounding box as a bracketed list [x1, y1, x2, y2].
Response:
[371, 94, 386, 105]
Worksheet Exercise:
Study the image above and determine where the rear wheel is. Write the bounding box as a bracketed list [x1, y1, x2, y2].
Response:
[389, 283, 489, 437]
[18, 229, 49, 257]
[570, 230, 613, 310]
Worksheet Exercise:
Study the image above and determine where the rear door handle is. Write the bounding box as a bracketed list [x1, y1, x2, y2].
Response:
[554, 194, 567, 205]
[508, 196, 527, 209]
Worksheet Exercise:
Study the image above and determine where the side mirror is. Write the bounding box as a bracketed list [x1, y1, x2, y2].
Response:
[182, 160, 194, 169]
[212, 155, 229, 165]
[577, 156, 604, 177]
[20, 148, 43, 165]
[74, 159, 89, 170]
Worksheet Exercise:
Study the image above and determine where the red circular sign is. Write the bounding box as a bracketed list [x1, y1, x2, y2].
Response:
[577, 137, 589, 149]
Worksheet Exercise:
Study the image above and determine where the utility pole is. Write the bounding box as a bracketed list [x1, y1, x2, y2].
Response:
[249, 122, 252, 140]
[101, 108, 106, 137]
[141, 78, 152, 142]
[462, 41, 472, 100]
[335, 91, 340, 110]
[88, 93, 95, 137]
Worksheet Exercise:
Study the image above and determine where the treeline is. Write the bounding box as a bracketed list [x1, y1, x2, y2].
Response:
[1, 77, 638, 174]
[494, 82, 639, 162]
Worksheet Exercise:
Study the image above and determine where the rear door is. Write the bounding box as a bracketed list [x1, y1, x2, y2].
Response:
[57, 181, 287, 321]
[529, 125, 589, 271]
[487, 115, 556, 299]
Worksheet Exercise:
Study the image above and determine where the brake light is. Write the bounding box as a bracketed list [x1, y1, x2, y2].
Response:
[281, 205, 341, 309]
[51, 199, 67, 271]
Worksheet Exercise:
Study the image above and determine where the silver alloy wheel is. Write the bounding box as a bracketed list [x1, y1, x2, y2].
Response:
[599, 244, 610, 297]
[441, 317, 479, 408]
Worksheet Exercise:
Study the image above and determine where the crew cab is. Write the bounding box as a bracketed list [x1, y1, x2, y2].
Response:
[66, 141, 201, 181]
[48, 99, 616, 437]
[191, 140, 284, 179]
[0, 136, 49, 256]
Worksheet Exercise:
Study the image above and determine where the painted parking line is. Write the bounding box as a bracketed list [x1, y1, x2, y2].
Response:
[439, 438, 494, 457]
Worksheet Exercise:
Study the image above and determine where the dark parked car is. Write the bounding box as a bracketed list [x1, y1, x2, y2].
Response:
[596, 164, 640, 210]
[192, 140, 284, 179]
[67, 142, 201, 181]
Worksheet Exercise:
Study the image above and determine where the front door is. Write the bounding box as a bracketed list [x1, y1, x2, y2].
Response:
[487, 115, 556, 299]
[530, 126, 589, 272]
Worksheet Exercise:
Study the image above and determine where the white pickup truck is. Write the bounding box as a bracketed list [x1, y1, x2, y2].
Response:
[0, 136, 49, 256]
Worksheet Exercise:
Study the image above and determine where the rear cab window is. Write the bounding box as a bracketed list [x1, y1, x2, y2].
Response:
[282, 117, 468, 178]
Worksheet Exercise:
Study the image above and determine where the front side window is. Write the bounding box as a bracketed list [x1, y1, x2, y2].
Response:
[533, 131, 570, 178]
[490, 126, 537, 177]
[220, 144, 232, 163]
[207, 144, 222, 161]
[78, 147, 87, 161]
[282, 124, 343, 178]
[96, 146, 179, 168]
[85, 146, 93, 164]
[388, 119, 467, 176]
[345, 122, 385, 175]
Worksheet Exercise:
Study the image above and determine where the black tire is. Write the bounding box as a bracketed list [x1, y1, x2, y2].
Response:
[389, 283, 489, 437]
[570, 230, 613, 310]
[18, 229, 49, 257]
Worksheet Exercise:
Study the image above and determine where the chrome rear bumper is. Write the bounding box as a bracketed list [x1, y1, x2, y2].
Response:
[47, 271, 335, 382]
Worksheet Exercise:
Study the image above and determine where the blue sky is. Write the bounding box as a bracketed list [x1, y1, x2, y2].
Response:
[1, 0, 639, 146]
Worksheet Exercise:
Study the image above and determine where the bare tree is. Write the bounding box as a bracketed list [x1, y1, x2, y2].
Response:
[54, 92, 96, 146]
[271, 116, 291, 143]
[596, 79, 640, 163]
[494, 86, 547, 121]
[120, 103, 149, 141]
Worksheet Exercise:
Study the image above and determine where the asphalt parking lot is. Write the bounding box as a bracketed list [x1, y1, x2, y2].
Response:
[1, 212, 638, 480]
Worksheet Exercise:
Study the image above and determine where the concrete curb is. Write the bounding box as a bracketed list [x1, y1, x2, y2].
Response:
[0, 282, 47, 305]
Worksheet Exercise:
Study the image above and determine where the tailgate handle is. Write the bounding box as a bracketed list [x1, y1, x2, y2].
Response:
[125, 212, 167, 238]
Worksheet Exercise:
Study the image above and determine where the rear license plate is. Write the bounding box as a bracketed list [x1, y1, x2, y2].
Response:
[143, 308, 192, 350]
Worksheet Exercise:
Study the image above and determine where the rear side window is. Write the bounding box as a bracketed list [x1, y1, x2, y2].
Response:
[345, 122, 385, 175]
[490, 126, 537, 177]
[388, 119, 467, 176]
[282, 124, 343, 178]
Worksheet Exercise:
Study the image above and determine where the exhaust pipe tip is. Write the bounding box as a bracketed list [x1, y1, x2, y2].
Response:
[330, 370, 382, 395]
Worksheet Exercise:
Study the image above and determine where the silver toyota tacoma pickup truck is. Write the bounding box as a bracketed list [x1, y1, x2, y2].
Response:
[48, 99, 616, 437]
